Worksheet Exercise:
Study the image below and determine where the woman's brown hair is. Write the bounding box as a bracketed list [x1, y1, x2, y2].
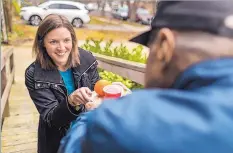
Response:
[33, 14, 80, 69]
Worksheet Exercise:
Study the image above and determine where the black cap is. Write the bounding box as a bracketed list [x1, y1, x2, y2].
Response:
[130, 0, 233, 47]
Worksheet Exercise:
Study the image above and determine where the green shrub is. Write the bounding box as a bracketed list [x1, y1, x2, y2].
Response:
[98, 68, 143, 90]
[81, 39, 146, 89]
[12, 0, 21, 16]
[81, 38, 147, 64]
[13, 25, 24, 37]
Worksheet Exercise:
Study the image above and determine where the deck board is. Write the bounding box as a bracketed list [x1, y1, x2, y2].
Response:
[1, 46, 38, 153]
[1, 84, 39, 153]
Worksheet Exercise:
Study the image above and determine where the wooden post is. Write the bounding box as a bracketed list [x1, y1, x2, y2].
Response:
[1, 67, 7, 98]
[1, 67, 10, 118]
[1, 48, 15, 123]
[3, 100, 10, 118]
[10, 52, 15, 84]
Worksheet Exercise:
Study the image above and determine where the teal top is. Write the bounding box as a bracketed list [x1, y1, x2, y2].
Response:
[59, 69, 75, 95]
[59, 69, 77, 128]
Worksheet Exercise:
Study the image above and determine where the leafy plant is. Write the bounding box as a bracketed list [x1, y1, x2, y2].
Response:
[81, 39, 146, 89]
[98, 69, 143, 90]
[13, 25, 24, 37]
[12, 0, 21, 16]
[81, 38, 147, 64]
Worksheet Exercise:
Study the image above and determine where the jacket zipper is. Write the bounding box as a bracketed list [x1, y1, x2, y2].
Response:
[75, 60, 97, 81]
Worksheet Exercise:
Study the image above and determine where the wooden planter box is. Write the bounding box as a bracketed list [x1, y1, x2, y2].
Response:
[93, 53, 146, 85]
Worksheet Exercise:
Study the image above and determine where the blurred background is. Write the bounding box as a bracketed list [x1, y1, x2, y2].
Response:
[1, 0, 157, 44]
[1, 1, 156, 152]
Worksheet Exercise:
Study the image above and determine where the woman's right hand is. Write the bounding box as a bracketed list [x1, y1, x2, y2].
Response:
[68, 87, 92, 106]
[85, 96, 103, 111]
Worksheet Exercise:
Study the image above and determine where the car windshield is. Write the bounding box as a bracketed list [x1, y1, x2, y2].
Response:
[118, 7, 128, 12]
[137, 8, 150, 15]
[38, 2, 50, 8]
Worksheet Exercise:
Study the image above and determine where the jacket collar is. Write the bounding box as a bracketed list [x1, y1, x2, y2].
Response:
[34, 48, 96, 84]
[34, 61, 62, 84]
[172, 58, 233, 90]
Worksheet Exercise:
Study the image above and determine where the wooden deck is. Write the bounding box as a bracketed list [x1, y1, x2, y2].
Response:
[1, 42, 146, 153]
[1, 45, 38, 153]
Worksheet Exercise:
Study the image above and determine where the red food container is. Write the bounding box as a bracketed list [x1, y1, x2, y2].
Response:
[103, 85, 122, 99]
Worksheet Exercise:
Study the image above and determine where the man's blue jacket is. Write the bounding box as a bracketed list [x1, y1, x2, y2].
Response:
[58, 58, 233, 153]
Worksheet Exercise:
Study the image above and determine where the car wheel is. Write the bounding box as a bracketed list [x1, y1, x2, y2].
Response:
[138, 20, 143, 24]
[72, 18, 83, 28]
[29, 15, 42, 26]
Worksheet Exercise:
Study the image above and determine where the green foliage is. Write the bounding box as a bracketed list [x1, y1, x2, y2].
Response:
[13, 25, 24, 37]
[81, 38, 147, 64]
[12, 0, 21, 16]
[98, 69, 143, 90]
[81, 39, 146, 90]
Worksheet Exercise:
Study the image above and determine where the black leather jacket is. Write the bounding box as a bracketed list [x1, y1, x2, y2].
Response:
[25, 48, 100, 153]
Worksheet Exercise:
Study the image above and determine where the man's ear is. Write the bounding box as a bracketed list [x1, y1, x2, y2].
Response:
[155, 28, 175, 64]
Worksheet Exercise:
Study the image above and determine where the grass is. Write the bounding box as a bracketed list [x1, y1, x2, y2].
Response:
[75, 29, 137, 41]
[89, 16, 117, 26]
[123, 20, 145, 27]
[7, 18, 139, 45]
[91, 15, 144, 27]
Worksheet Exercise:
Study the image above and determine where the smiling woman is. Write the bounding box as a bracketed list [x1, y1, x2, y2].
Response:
[25, 14, 100, 153]
[43, 27, 73, 71]
[33, 15, 80, 70]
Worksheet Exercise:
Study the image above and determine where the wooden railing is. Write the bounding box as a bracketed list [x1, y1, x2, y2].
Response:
[1, 48, 15, 123]
[93, 53, 146, 85]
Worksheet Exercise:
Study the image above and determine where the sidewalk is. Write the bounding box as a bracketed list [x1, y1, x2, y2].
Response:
[90, 17, 150, 32]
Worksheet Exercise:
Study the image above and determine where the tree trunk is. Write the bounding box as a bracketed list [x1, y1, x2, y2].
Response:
[97, 0, 101, 10]
[3, 0, 12, 33]
[32, 0, 38, 5]
[127, 1, 137, 21]
[9, 0, 13, 32]
[121, 1, 124, 7]
[101, 0, 106, 16]
[1, 0, 8, 43]
[152, 0, 158, 15]
[127, 1, 131, 20]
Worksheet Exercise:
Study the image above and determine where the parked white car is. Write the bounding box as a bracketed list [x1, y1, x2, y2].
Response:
[20, 1, 90, 27]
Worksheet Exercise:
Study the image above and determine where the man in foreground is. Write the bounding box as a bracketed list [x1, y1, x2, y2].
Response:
[59, 1, 233, 153]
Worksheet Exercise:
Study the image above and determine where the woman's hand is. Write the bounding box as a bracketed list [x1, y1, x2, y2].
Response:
[68, 87, 92, 106]
[85, 101, 102, 111]
[85, 94, 103, 111]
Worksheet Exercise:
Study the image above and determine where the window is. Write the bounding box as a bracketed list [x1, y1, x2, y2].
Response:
[60, 4, 79, 9]
[48, 4, 60, 9]
[137, 8, 150, 15]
